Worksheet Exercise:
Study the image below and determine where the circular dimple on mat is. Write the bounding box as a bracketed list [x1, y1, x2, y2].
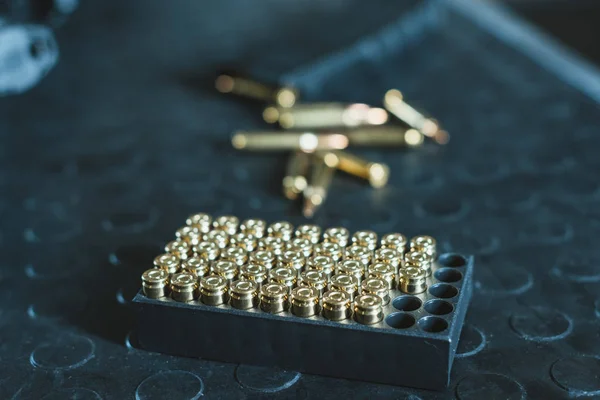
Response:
[30, 334, 95, 370]
[456, 373, 526, 400]
[109, 244, 163, 268]
[23, 213, 82, 243]
[550, 356, 600, 397]
[424, 299, 453, 315]
[475, 265, 533, 296]
[101, 207, 159, 234]
[402, 169, 443, 190]
[418, 316, 448, 333]
[235, 364, 301, 393]
[551, 252, 600, 283]
[434, 268, 463, 283]
[484, 178, 539, 212]
[386, 312, 416, 329]
[456, 325, 486, 358]
[429, 283, 458, 299]
[554, 172, 600, 202]
[42, 388, 102, 399]
[509, 306, 573, 342]
[522, 150, 575, 174]
[392, 296, 422, 312]
[136, 370, 204, 400]
[456, 159, 510, 184]
[517, 218, 573, 245]
[27, 288, 87, 320]
[415, 195, 469, 222]
[441, 231, 500, 256]
[25, 248, 89, 280]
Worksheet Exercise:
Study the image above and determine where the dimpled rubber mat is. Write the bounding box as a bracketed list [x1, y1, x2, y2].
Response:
[1, 0, 600, 398]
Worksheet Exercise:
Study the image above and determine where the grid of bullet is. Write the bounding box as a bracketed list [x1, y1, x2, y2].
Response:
[216, 72, 449, 218]
[141, 213, 440, 325]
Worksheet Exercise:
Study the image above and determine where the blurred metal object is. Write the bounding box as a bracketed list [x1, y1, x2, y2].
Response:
[352, 230, 378, 251]
[249, 249, 276, 270]
[303, 153, 337, 218]
[381, 233, 407, 253]
[240, 218, 267, 238]
[193, 241, 220, 262]
[299, 269, 328, 295]
[165, 240, 191, 261]
[410, 235, 437, 259]
[264, 103, 388, 129]
[295, 224, 321, 244]
[384, 89, 449, 145]
[323, 227, 350, 247]
[212, 259, 239, 283]
[268, 221, 294, 241]
[405, 250, 432, 277]
[239, 263, 268, 288]
[186, 213, 212, 233]
[215, 72, 298, 108]
[313, 242, 343, 262]
[182, 256, 210, 278]
[325, 151, 390, 188]
[269, 266, 297, 291]
[283, 151, 311, 200]
[213, 215, 239, 235]
[306, 255, 335, 278]
[374, 247, 403, 272]
[345, 126, 425, 147]
[153, 253, 179, 275]
[232, 131, 349, 152]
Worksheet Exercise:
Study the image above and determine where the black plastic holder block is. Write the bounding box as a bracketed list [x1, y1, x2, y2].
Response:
[134, 253, 473, 391]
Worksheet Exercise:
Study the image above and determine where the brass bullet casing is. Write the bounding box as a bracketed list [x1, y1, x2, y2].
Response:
[186, 213, 212, 233]
[299, 269, 328, 296]
[303, 155, 336, 218]
[354, 294, 384, 325]
[329, 151, 390, 189]
[229, 280, 259, 310]
[278, 250, 306, 275]
[239, 263, 268, 288]
[220, 246, 247, 267]
[337, 259, 365, 284]
[345, 126, 425, 148]
[257, 236, 286, 256]
[212, 215, 239, 236]
[182, 256, 210, 278]
[165, 239, 191, 261]
[212, 259, 239, 283]
[384, 89, 450, 145]
[249, 249, 276, 270]
[410, 235, 437, 259]
[170, 272, 199, 302]
[267, 221, 294, 241]
[141, 268, 170, 299]
[313, 242, 343, 262]
[203, 230, 229, 249]
[361, 277, 390, 305]
[260, 282, 289, 314]
[153, 253, 180, 275]
[368, 262, 396, 289]
[306, 255, 336, 278]
[322, 290, 352, 321]
[283, 151, 311, 200]
[291, 286, 321, 317]
[405, 250, 433, 277]
[193, 240, 220, 262]
[199, 275, 229, 306]
[352, 230, 378, 251]
[329, 273, 359, 301]
[265, 103, 388, 130]
[240, 218, 267, 238]
[381, 233, 407, 253]
[228, 233, 257, 252]
[295, 224, 322, 245]
[232, 131, 349, 152]
[176, 226, 201, 246]
[286, 237, 313, 258]
[398, 266, 427, 294]
[215, 73, 298, 108]
[374, 247, 403, 272]
[323, 227, 350, 247]
[344, 245, 372, 270]
[269, 267, 297, 292]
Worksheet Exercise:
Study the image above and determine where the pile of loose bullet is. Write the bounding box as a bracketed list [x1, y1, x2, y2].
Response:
[141, 213, 440, 325]
[216, 72, 449, 217]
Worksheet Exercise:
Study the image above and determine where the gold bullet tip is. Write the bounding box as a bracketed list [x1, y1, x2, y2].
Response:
[434, 130, 450, 145]
[231, 133, 247, 149]
[262, 107, 280, 124]
[368, 163, 390, 188]
[215, 75, 235, 93]
[384, 89, 403, 104]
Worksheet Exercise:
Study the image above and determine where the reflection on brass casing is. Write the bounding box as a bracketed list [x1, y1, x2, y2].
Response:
[278, 250, 305, 274]
[260, 283, 289, 314]
[313, 242, 343, 262]
[286, 237, 313, 258]
[153, 253, 179, 275]
[199, 275, 229, 305]
[186, 213, 212, 233]
[182, 256, 210, 278]
[215, 73, 298, 108]
[329, 151, 390, 188]
[361, 277, 390, 305]
[368, 262, 396, 289]
[176, 226, 198, 243]
[381, 233, 407, 253]
[307, 255, 335, 278]
[230, 280, 258, 310]
[322, 290, 352, 321]
[142, 268, 170, 299]
[170, 272, 199, 302]
[240, 263, 268, 288]
[354, 294, 384, 325]
[212, 215, 239, 235]
[295, 224, 322, 244]
[258, 236, 286, 256]
[405, 251, 433, 277]
[283, 151, 311, 200]
[352, 230, 378, 251]
[203, 230, 229, 249]
[410, 235, 437, 259]
[268, 221, 294, 241]
[303, 156, 336, 218]
[240, 218, 266, 238]
[299, 269, 328, 295]
[345, 126, 425, 147]
[374, 248, 403, 272]
[323, 227, 350, 247]
[344, 245, 372, 269]
[249, 250, 276, 270]
[329, 273, 359, 301]
[193, 241, 220, 261]
[337, 259, 365, 284]
[220, 246, 247, 267]
[232, 131, 349, 152]
[212, 259, 239, 283]
[228, 233, 257, 252]
[165, 239, 191, 260]
[269, 267, 297, 291]
[291, 286, 321, 317]
[398, 266, 427, 294]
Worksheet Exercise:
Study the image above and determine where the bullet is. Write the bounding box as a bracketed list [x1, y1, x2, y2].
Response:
[267, 221, 294, 241]
[384, 89, 449, 145]
[278, 250, 306, 275]
[306, 255, 335, 278]
[295, 224, 322, 244]
[291, 286, 321, 317]
[193, 241, 220, 262]
[323, 227, 350, 247]
[354, 294, 384, 325]
[322, 290, 352, 321]
[213, 215, 239, 235]
[299, 269, 328, 296]
[344, 245, 372, 270]
[283, 151, 312, 200]
[269, 266, 297, 292]
[203, 230, 229, 249]
[325, 151, 390, 189]
[313, 242, 343, 262]
[228, 233, 257, 252]
[374, 248, 403, 272]
[381, 233, 407, 253]
[368, 262, 396, 289]
[240, 218, 267, 238]
[361, 277, 390, 305]
[239, 263, 268, 288]
[141, 268, 170, 299]
[199, 275, 229, 306]
[249, 249, 276, 270]
[260, 282, 289, 314]
[263, 103, 388, 130]
[165, 239, 191, 261]
[212, 259, 239, 283]
[398, 266, 427, 294]
[170, 272, 199, 302]
[257, 236, 286, 256]
[231, 131, 349, 152]
[182, 256, 210, 278]
[229, 280, 259, 310]
[352, 230, 378, 251]
[153, 253, 180, 275]
[329, 273, 359, 301]
[215, 73, 298, 108]
[286, 237, 313, 258]
[186, 213, 212, 233]
[220, 246, 247, 267]
[410, 235, 437, 259]
[345, 126, 425, 147]
[405, 251, 433, 277]
[336, 259, 365, 284]
[175, 225, 200, 244]
[303, 155, 336, 218]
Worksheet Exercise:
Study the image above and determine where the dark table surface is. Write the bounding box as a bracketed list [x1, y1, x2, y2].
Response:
[1, 1, 599, 399]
